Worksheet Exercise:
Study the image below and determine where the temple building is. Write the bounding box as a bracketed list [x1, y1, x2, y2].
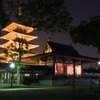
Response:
[24, 41, 99, 85]
[0, 22, 99, 85]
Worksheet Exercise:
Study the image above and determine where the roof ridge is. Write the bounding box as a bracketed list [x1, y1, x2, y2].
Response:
[48, 41, 71, 47]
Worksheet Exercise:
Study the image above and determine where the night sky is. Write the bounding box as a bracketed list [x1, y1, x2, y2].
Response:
[33, 0, 100, 60]
[0, 0, 100, 64]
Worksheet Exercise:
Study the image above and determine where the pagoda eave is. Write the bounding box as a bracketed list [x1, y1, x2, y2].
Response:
[2, 22, 36, 33]
[0, 41, 39, 50]
[0, 31, 38, 41]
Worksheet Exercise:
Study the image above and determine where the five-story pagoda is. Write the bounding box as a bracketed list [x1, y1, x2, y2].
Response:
[0, 22, 39, 85]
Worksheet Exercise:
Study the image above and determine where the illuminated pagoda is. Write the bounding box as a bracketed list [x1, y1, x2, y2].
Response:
[0, 22, 39, 64]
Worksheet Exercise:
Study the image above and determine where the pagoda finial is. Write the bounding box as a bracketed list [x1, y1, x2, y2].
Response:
[18, 1, 22, 16]
[18, 1, 23, 23]
[48, 38, 51, 42]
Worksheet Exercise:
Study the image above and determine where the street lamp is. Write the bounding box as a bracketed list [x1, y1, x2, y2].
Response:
[98, 61, 100, 66]
[98, 61, 100, 88]
[10, 63, 15, 87]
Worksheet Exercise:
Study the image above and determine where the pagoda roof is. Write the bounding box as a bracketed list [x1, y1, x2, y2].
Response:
[22, 53, 36, 58]
[0, 51, 37, 63]
[0, 31, 38, 41]
[0, 40, 39, 50]
[0, 53, 8, 63]
[2, 22, 36, 33]
[0, 53, 7, 59]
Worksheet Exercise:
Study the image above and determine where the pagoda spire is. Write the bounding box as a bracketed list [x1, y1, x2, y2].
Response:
[18, 1, 23, 24]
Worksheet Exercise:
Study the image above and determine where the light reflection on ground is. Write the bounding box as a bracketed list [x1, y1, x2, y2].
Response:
[0, 87, 48, 91]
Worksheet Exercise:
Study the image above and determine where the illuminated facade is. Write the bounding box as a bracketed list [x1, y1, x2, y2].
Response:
[0, 22, 39, 64]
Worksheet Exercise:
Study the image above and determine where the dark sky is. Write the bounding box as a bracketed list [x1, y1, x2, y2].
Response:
[33, 0, 100, 60]
[0, 0, 99, 68]
[0, 0, 100, 60]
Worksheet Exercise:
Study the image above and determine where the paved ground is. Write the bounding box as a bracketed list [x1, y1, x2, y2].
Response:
[0, 83, 100, 100]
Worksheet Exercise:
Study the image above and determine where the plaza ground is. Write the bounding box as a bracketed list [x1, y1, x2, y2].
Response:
[0, 83, 100, 100]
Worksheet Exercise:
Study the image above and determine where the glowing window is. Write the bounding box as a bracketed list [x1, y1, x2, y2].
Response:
[55, 63, 64, 74]
[75, 64, 82, 75]
[67, 64, 74, 75]
[24, 73, 30, 77]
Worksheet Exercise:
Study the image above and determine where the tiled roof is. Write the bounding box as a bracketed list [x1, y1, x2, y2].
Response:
[48, 41, 80, 57]
[47, 41, 99, 62]
[26, 41, 99, 63]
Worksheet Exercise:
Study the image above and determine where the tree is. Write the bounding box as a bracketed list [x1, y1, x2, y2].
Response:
[4, 37, 31, 85]
[70, 16, 100, 52]
[0, 0, 9, 31]
[3, 0, 72, 33]
[1, 0, 72, 85]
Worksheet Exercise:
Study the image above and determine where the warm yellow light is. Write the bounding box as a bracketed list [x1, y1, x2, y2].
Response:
[0, 41, 39, 50]
[2, 22, 36, 33]
[0, 22, 39, 64]
[24, 73, 30, 77]
[1, 31, 38, 41]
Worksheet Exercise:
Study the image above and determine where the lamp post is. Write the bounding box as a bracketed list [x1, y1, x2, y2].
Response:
[98, 61, 100, 89]
[10, 63, 15, 87]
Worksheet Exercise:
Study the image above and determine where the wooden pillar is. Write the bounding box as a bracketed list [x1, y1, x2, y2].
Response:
[62, 59, 65, 75]
[52, 54, 56, 85]
[4, 72, 7, 83]
[7, 72, 10, 83]
[72, 59, 77, 91]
